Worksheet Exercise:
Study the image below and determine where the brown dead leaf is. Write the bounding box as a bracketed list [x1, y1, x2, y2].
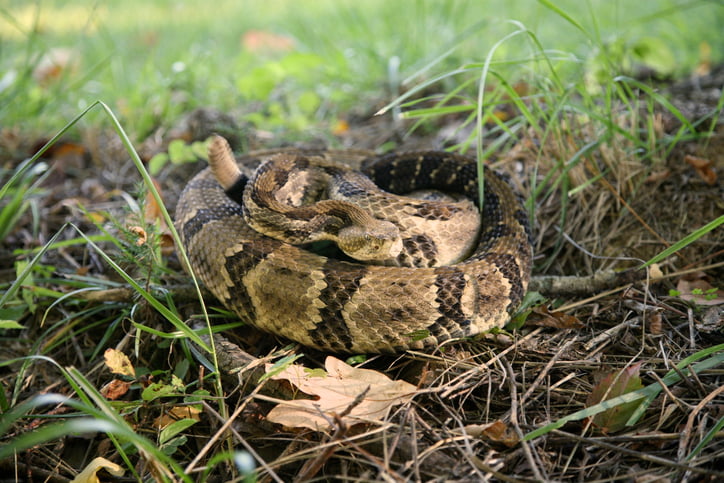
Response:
[492, 109, 510, 122]
[128, 226, 147, 246]
[645, 169, 671, 183]
[529, 305, 584, 329]
[159, 233, 175, 254]
[135, 179, 175, 255]
[676, 271, 724, 306]
[699, 306, 723, 333]
[144, 178, 165, 224]
[265, 356, 416, 431]
[104, 348, 135, 377]
[648, 312, 663, 335]
[154, 405, 202, 430]
[456, 421, 519, 448]
[684, 154, 717, 185]
[587, 363, 644, 434]
[100, 379, 131, 400]
[242, 30, 295, 53]
[33, 48, 78, 86]
[70, 457, 124, 483]
[85, 212, 106, 224]
[36, 139, 87, 160]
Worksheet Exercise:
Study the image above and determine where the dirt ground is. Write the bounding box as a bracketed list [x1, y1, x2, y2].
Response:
[0, 66, 722, 481]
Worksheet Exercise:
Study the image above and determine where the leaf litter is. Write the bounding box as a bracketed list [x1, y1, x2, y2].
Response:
[265, 356, 416, 431]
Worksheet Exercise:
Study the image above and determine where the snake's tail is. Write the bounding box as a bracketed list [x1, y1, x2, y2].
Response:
[208, 135, 243, 190]
[208, 135, 247, 203]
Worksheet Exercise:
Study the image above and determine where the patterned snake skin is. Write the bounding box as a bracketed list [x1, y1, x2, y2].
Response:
[175, 136, 532, 353]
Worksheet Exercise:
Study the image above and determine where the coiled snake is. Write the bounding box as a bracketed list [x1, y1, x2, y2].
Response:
[175, 136, 532, 353]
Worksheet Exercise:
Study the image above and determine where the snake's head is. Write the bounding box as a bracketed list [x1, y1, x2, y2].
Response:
[338, 221, 402, 262]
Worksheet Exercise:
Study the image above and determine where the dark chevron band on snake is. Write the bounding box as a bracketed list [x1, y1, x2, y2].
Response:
[175, 136, 532, 353]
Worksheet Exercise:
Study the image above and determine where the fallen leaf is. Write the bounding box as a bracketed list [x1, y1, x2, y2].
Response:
[242, 30, 295, 53]
[138, 180, 175, 255]
[265, 356, 416, 431]
[159, 233, 175, 254]
[154, 405, 202, 430]
[128, 226, 147, 246]
[676, 272, 724, 306]
[104, 348, 135, 377]
[586, 363, 644, 434]
[647, 312, 663, 335]
[699, 306, 723, 333]
[70, 457, 124, 483]
[86, 212, 106, 224]
[144, 179, 165, 224]
[684, 154, 717, 185]
[100, 379, 131, 400]
[645, 169, 670, 183]
[332, 119, 350, 136]
[456, 421, 519, 448]
[33, 48, 78, 86]
[528, 305, 583, 329]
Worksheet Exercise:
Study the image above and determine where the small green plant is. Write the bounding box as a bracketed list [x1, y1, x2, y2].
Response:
[0, 102, 237, 481]
[0, 159, 50, 242]
[148, 138, 210, 176]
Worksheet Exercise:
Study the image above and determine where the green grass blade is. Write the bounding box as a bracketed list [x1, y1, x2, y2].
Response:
[687, 415, 724, 461]
[0, 226, 66, 308]
[640, 215, 724, 268]
[524, 345, 724, 440]
[71, 224, 208, 350]
[475, 23, 529, 210]
[536, 0, 590, 39]
[65, 366, 191, 482]
[93, 102, 218, 356]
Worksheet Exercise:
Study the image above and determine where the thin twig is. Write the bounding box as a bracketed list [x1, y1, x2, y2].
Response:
[502, 357, 547, 482]
[677, 383, 724, 462]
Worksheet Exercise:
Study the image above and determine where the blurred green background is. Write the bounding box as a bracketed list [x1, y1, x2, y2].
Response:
[1, 0, 722, 139]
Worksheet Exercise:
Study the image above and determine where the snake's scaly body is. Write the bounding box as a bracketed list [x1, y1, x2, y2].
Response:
[175, 136, 532, 353]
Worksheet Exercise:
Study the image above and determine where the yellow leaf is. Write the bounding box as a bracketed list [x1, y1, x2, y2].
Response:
[265, 356, 416, 431]
[103, 348, 135, 377]
[71, 457, 124, 483]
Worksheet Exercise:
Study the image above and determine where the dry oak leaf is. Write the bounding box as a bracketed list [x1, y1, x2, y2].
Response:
[265, 356, 416, 431]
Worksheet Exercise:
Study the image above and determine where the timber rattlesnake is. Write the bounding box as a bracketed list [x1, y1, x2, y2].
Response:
[175, 136, 532, 353]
